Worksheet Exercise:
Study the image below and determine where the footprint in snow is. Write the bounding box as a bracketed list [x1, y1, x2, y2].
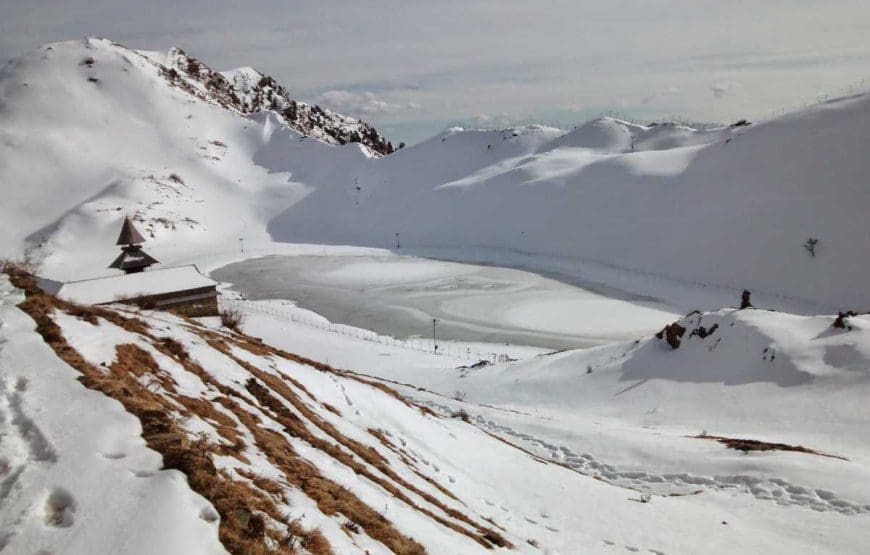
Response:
[43, 488, 76, 528]
[199, 507, 219, 523]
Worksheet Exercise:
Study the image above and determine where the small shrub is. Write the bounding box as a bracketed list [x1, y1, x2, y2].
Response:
[451, 409, 470, 422]
[168, 173, 185, 185]
[159, 337, 190, 360]
[220, 308, 245, 332]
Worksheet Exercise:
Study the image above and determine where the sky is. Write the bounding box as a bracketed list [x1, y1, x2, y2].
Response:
[3, 1, 870, 144]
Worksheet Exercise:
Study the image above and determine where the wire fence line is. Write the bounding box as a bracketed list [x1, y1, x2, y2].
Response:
[219, 298, 511, 363]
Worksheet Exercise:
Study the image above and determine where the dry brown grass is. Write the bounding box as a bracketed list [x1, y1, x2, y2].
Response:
[221, 340, 509, 549]
[694, 434, 848, 460]
[220, 307, 245, 332]
[4, 272, 331, 554]
[6, 266, 512, 552]
[158, 336, 190, 360]
[225, 330, 439, 418]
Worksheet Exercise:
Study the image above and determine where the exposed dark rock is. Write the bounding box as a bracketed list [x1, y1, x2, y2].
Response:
[740, 290, 753, 309]
[690, 323, 719, 339]
[832, 311, 860, 330]
[655, 322, 686, 349]
[157, 48, 395, 156]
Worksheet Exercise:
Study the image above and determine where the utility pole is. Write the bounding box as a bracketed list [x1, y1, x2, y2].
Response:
[239, 237, 245, 254]
[395, 232, 400, 249]
[432, 318, 439, 354]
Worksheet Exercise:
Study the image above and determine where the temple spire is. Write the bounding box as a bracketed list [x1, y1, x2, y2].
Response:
[116, 216, 146, 245]
[109, 216, 158, 274]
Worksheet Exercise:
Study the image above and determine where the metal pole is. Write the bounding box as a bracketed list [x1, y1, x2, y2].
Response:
[395, 232, 400, 249]
[432, 318, 439, 354]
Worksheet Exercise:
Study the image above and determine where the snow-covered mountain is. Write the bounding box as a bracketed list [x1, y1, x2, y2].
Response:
[4, 36, 870, 554]
[3, 37, 870, 309]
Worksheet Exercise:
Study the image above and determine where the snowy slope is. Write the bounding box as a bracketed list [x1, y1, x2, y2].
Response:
[3, 38, 870, 309]
[0, 38, 381, 279]
[302, 303, 870, 549]
[4, 272, 868, 554]
[271, 98, 870, 310]
[0, 275, 226, 555]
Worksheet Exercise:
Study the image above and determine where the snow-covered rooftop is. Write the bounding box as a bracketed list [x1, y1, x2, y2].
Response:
[56, 265, 217, 305]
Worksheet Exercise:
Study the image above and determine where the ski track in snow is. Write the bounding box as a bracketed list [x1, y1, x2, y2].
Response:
[420, 399, 870, 517]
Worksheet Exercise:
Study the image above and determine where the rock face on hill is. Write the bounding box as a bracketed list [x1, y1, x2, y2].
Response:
[154, 45, 395, 155]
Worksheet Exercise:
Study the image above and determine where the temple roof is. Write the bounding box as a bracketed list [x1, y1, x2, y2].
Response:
[56, 265, 217, 305]
[109, 246, 159, 271]
[116, 216, 147, 245]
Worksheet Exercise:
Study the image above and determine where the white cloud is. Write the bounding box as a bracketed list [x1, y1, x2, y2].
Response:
[3, 1, 870, 143]
[315, 90, 420, 117]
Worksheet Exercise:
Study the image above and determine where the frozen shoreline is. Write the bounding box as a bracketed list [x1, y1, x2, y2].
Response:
[212, 252, 679, 350]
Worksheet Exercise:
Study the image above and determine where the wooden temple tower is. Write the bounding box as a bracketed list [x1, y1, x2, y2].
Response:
[109, 217, 159, 274]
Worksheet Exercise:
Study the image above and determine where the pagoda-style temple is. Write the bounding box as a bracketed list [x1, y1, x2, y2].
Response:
[109, 217, 159, 274]
[40, 215, 219, 317]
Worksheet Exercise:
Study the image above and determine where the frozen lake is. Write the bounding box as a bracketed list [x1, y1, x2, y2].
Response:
[212, 254, 679, 350]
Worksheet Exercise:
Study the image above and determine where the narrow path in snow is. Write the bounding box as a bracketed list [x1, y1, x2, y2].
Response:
[416, 398, 870, 517]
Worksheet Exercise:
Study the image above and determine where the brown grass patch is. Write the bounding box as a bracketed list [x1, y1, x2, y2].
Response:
[694, 434, 848, 460]
[196, 327, 511, 549]
[5, 274, 331, 554]
[6, 267, 512, 552]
